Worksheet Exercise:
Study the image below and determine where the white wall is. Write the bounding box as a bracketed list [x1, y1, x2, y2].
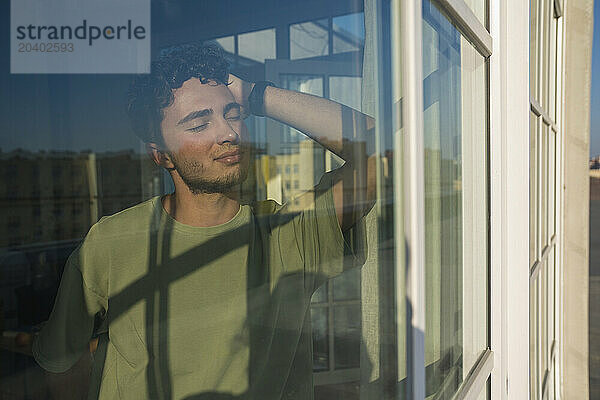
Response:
[562, 0, 593, 397]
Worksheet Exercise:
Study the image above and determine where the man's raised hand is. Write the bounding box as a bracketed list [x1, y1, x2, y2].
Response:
[227, 74, 254, 118]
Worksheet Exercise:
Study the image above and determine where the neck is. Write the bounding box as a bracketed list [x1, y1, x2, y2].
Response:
[161, 183, 241, 227]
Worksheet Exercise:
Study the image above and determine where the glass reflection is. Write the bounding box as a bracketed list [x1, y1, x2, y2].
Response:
[461, 0, 487, 27]
[312, 284, 327, 303]
[333, 268, 361, 301]
[334, 305, 361, 369]
[333, 13, 366, 54]
[0, 2, 400, 400]
[531, 112, 539, 266]
[311, 307, 329, 371]
[290, 20, 329, 60]
[215, 36, 235, 54]
[422, 0, 488, 397]
[238, 28, 276, 63]
[330, 76, 363, 111]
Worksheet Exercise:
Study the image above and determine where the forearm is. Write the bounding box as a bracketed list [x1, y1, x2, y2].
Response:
[262, 86, 375, 162]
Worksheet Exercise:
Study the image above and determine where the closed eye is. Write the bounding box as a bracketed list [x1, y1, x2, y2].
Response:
[187, 123, 209, 133]
[224, 102, 242, 120]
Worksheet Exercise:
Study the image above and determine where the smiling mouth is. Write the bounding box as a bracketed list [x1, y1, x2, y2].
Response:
[214, 150, 242, 163]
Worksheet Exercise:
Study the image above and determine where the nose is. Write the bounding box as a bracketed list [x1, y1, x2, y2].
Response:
[216, 118, 241, 145]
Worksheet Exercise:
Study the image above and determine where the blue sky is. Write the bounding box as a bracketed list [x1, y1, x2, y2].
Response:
[590, 0, 600, 157]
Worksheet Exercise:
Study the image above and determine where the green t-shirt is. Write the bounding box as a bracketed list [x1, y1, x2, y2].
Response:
[33, 174, 363, 400]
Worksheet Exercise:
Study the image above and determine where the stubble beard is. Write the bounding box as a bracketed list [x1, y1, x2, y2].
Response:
[170, 155, 249, 195]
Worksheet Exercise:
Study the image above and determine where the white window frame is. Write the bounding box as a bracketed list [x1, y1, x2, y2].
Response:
[528, 0, 564, 398]
[554, 4, 565, 397]
[395, 0, 537, 398]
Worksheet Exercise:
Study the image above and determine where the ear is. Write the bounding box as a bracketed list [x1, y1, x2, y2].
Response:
[146, 142, 175, 170]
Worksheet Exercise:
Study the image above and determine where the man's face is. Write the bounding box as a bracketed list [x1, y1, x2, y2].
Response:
[159, 78, 250, 194]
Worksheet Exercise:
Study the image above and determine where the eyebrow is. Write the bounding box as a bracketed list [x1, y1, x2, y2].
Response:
[177, 109, 213, 125]
[223, 102, 241, 115]
[176, 102, 241, 126]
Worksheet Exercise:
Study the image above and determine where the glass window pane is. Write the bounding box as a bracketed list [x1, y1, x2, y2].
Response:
[329, 76, 362, 111]
[549, 129, 556, 237]
[281, 74, 324, 97]
[332, 13, 365, 54]
[530, 113, 539, 266]
[473, 379, 490, 400]
[541, 0, 552, 112]
[1, 3, 401, 399]
[327, 76, 362, 173]
[422, 1, 488, 395]
[311, 307, 330, 371]
[547, 248, 555, 400]
[238, 28, 276, 63]
[312, 283, 328, 303]
[547, 366, 556, 400]
[214, 35, 235, 54]
[541, 123, 549, 247]
[549, 247, 555, 349]
[541, 259, 548, 378]
[549, 16, 558, 122]
[290, 19, 329, 60]
[530, 278, 540, 400]
[530, 0, 540, 100]
[333, 305, 361, 369]
[274, 75, 324, 205]
[332, 268, 361, 301]
[462, 0, 487, 27]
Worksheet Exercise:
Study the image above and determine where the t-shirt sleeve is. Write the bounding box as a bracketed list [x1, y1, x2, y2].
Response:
[282, 170, 367, 291]
[33, 223, 108, 373]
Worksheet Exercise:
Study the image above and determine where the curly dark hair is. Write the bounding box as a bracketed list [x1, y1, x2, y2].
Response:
[127, 43, 230, 144]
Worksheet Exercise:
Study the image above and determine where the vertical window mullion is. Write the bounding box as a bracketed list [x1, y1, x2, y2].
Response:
[400, 0, 426, 398]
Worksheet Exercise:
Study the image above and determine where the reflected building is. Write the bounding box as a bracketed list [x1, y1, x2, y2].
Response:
[0, 149, 162, 331]
[0, 149, 161, 249]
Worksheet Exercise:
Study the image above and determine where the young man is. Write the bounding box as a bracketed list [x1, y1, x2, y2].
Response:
[33, 43, 376, 400]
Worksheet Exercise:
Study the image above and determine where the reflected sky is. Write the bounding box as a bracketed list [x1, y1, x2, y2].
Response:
[591, 0, 600, 156]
